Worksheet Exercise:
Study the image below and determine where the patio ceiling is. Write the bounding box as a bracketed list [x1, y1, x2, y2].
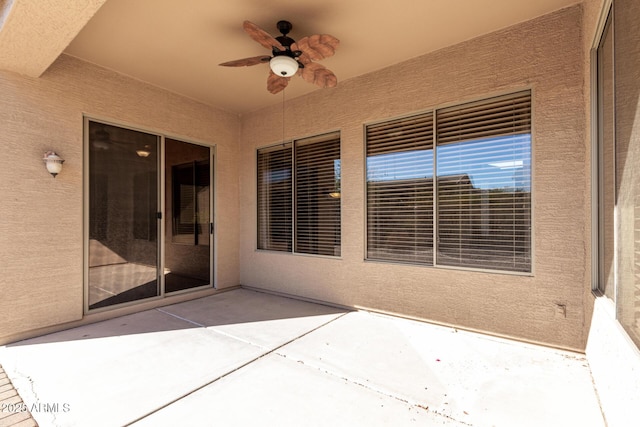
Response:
[0, 0, 579, 114]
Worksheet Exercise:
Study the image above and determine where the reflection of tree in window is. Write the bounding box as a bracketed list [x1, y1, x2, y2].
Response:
[172, 160, 209, 245]
[365, 91, 531, 272]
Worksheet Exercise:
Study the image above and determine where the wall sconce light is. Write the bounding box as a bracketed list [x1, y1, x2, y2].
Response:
[43, 151, 64, 178]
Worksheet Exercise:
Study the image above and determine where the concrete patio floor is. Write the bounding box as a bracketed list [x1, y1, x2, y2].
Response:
[0, 289, 605, 427]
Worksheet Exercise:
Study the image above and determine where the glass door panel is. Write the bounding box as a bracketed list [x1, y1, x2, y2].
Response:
[165, 138, 212, 292]
[88, 121, 160, 309]
[614, 0, 640, 347]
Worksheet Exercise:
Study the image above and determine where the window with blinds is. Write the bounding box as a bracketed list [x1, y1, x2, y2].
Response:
[257, 131, 341, 256]
[365, 90, 532, 273]
[257, 144, 292, 252]
[436, 92, 531, 272]
[295, 133, 341, 256]
[366, 112, 434, 264]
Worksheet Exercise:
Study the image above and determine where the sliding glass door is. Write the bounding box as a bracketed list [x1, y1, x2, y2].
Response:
[87, 121, 161, 309]
[165, 138, 212, 293]
[85, 119, 214, 311]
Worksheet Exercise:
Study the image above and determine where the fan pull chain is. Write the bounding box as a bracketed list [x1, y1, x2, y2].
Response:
[282, 88, 286, 146]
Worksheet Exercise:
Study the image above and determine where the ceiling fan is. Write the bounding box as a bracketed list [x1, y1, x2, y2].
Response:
[220, 20, 339, 94]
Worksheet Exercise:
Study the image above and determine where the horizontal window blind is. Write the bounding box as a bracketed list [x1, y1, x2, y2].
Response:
[365, 90, 532, 273]
[295, 132, 341, 256]
[437, 91, 531, 144]
[366, 113, 434, 264]
[436, 91, 531, 272]
[257, 144, 292, 251]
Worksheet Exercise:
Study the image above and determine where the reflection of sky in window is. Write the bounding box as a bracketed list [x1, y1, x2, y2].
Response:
[265, 169, 291, 183]
[367, 150, 433, 181]
[367, 134, 530, 191]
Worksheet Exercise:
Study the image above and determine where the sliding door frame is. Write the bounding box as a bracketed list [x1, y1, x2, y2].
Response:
[83, 115, 217, 314]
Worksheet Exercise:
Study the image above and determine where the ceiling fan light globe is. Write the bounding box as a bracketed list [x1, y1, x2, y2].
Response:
[270, 55, 298, 77]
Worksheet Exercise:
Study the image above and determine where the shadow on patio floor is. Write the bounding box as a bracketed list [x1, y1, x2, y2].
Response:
[0, 288, 605, 427]
[8, 289, 347, 346]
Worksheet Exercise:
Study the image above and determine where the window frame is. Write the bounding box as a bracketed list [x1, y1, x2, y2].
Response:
[591, 1, 615, 296]
[590, 0, 640, 350]
[83, 115, 217, 314]
[364, 90, 534, 275]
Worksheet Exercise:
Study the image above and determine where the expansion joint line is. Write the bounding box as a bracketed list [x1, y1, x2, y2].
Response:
[123, 311, 349, 426]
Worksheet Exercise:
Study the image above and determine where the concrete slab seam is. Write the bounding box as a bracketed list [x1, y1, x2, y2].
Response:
[272, 351, 473, 426]
[155, 306, 268, 348]
[154, 308, 206, 327]
[122, 311, 351, 426]
[200, 326, 268, 349]
[586, 361, 609, 427]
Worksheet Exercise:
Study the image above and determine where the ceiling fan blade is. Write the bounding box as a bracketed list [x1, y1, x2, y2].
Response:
[293, 34, 339, 61]
[299, 62, 337, 88]
[267, 71, 290, 94]
[219, 55, 271, 67]
[243, 21, 285, 51]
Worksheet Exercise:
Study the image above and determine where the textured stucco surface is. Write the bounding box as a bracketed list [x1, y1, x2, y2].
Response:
[0, 0, 107, 77]
[239, 6, 591, 350]
[0, 55, 240, 343]
[0, 4, 597, 351]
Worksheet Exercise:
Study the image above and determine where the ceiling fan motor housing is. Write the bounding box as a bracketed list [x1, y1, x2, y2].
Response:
[276, 20, 292, 35]
[276, 35, 295, 48]
[271, 20, 302, 77]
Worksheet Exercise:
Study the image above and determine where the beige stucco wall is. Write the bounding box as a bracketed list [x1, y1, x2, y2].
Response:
[240, 5, 591, 351]
[0, 54, 240, 344]
[0, 4, 599, 351]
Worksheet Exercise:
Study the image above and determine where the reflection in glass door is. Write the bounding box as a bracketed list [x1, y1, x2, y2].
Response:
[86, 120, 214, 311]
[87, 121, 160, 309]
[164, 138, 212, 293]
